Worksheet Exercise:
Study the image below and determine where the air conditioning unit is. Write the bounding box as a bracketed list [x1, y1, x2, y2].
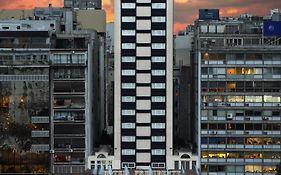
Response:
[245, 131, 249, 134]
[263, 131, 268, 135]
[227, 113, 233, 120]
[50, 149, 55, 154]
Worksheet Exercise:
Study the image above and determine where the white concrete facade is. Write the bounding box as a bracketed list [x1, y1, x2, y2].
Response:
[114, 0, 174, 170]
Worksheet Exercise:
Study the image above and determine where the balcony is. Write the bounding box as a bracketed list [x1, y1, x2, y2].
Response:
[54, 98, 85, 109]
[31, 116, 49, 124]
[31, 144, 50, 151]
[201, 144, 281, 150]
[31, 130, 49, 137]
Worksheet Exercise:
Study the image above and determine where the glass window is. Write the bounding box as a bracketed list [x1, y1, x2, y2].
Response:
[121, 3, 135, 9]
[152, 96, 165, 102]
[152, 43, 165, 49]
[122, 69, 135, 76]
[152, 30, 166, 36]
[121, 110, 135, 116]
[152, 110, 165, 116]
[122, 123, 136, 129]
[122, 96, 135, 102]
[152, 69, 165, 76]
[121, 83, 135, 89]
[122, 56, 135, 62]
[122, 136, 135, 142]
[152, 136, 165, 142]
[152, 16, 166, 23]
[122, 43, 135, 49]
[152, 3, 166, 9]
[152, 56, 165, 62]
[122, 149, 135, 155]
[152, 149, 165, 155]
[152, 83, 165, 89]
[264, 95, 281, 102]
[122, 16, 136, 22]
[122, 30, 136, 36]
[152, 123, 165, 129]
[245, 96, 263, 102]
[227, 96, 244, 102]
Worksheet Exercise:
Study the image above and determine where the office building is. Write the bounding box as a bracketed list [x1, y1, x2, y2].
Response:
[114, 0, 174, 170]
[196, 9, 281, 174]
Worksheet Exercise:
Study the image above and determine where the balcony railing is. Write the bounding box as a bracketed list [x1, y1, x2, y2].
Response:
[31, 130, 49, 137]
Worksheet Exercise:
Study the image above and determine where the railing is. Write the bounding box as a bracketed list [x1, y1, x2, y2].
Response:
[32, 116, 49, 123]
[31, 130, 49, 137]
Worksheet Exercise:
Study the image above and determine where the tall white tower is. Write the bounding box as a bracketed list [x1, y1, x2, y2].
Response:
[114, 0, 174, 170]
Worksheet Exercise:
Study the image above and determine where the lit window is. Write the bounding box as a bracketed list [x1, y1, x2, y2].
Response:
[264, 95, 281, 102]
[152, 16, 166, 23]
[245, 96, 263, 102]
[152, 110, 165, 116]
[152, 83, 165, 89]
[122, 96, 136, 102]
[122, 83, 136, 89]
[122, 16, 136, 22]
[152, 70, 165, 76]
[122, 56, 135, 62]
[152, 136, 165, 142]
[152, 30, 166, 36]
[152, 3, 166, 9]
[152, 56, 165, 62]
[122, 123, 136, 129]
[152, 43, 165, 49]
[122, 3, 135, 9]
[122, 43, 136, 49]
[121, 110, 135, 116]
[122, 136, 136, 142]
[152, 149, 165, 155]
[122, 30, 136, 36]
[122, 70, 136, 76]
[152, 96, 166, 102]
[122, 149, 135, 155]
[152, 123, 165, 129]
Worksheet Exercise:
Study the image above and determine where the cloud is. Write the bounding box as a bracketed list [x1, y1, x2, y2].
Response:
[0, 0, 280, 32]
[0, 0, 63, 9]
[174, 0, 281, 26]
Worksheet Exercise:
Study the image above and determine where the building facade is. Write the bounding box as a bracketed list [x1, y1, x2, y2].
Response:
[0, 20, 53, 173]
[196, 11, 281, 174]
[114, 0, 174, 170]
[64, 0, 102, 9]
[0, 5, 106, 174]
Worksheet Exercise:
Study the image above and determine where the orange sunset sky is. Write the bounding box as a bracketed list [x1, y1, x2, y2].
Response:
[0, 0, 281, 32]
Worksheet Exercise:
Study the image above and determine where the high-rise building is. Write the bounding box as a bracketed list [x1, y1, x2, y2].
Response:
[196, 9, 281, 174]
[0, 20, 53, 174]
[114, 0, 174, 170]
[0, 5, 106, 174]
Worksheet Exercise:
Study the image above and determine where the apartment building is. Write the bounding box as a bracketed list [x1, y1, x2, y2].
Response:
[196, 9, 281, 174]
[114, 0, 174, 170]
[0, 4, 106, 174]
[0, 20, 54, 174]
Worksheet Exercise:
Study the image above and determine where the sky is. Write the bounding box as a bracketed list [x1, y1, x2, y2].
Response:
[0, 0, 281, 32]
